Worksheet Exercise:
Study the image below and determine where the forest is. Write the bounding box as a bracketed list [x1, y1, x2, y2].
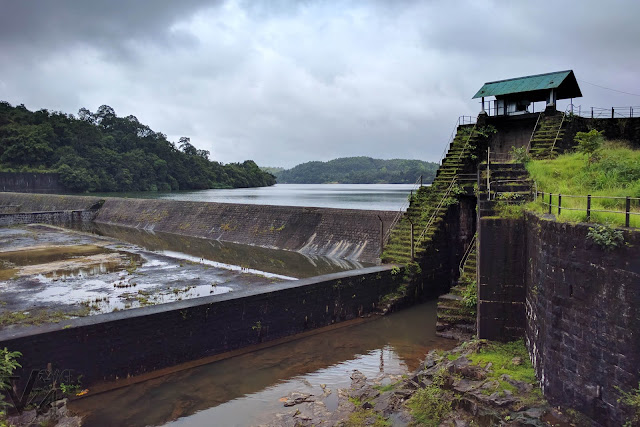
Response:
[273, 157, 438, 184]
[0, 102, 276, 192]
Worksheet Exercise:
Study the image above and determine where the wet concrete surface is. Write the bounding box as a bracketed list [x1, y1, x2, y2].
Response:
[0, 225, 294, 330]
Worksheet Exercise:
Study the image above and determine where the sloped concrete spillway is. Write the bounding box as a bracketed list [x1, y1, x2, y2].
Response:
[0, 224, 370, 329]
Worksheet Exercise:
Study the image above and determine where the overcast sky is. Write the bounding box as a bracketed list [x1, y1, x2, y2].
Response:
[1, 0, 639, 168]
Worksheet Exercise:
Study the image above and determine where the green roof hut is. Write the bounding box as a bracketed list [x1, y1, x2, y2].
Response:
[473, 70, 582, 116]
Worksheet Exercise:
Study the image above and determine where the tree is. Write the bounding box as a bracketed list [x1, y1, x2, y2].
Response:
[575, 129, 604, 163]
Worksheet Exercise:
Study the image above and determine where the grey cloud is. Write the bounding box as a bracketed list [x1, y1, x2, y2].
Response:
[1, 0, 639, 168]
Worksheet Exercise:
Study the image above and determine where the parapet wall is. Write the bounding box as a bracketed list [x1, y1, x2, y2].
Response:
[0, 265, 402, 388]
[95, 198, 396, 263]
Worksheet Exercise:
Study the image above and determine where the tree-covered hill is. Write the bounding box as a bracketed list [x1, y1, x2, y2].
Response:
[0, 102, 275, 192]
[274, 157, 438, 184]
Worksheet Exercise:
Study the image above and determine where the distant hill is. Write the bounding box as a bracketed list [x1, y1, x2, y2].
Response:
[273, 157, 438, 184]
[0, 102, 276, 192]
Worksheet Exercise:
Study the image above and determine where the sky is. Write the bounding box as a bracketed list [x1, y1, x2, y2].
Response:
[1, 0, 639, 168]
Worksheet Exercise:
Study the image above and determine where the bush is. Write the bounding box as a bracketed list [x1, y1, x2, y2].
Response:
[587, 224, 625, 251]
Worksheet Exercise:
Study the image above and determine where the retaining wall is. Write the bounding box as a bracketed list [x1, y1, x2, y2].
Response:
[94, 198, 396, 263]
[478, 212, 640, 425]
[0, 173, 63, 194]
[0, 265, 402, 388]
[525, 214, 640, 426]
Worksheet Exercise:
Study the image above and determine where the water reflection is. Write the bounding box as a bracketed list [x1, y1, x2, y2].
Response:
[70, 301, 454, 427]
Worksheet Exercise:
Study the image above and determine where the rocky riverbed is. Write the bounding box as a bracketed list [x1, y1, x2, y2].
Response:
[258, 339, 584, 426]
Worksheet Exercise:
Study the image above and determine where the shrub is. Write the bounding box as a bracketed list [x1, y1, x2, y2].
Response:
[587, 224, 625, 251]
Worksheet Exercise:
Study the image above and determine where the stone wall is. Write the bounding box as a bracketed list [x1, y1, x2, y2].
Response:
[525, 214, 640, 426]
[478, 212, 640, 425]
[95, 198, 396, 263]
[0, 265, 402, 388]
[0, 173, 63, 194]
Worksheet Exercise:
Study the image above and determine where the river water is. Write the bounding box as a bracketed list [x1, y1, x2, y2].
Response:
[92, 183, 417, 211]
[69, 301, 454, 426]
[66, 183, 450, 426]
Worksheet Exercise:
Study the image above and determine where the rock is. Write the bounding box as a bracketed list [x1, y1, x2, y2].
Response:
[283, 392, 315, 407]
[500, 374, 534, 394]
[452, 378, 484, 393]
[511, 356, 522, 366]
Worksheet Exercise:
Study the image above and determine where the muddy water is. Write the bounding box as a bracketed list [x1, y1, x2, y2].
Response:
[70, 300, 454, 427]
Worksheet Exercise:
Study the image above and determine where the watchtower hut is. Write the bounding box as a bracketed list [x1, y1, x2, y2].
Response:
[473, 70, 582, 116]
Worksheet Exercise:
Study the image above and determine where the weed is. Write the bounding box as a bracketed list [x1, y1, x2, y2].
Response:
[587, 224, 625, 251]
[407, 368, 452, 426]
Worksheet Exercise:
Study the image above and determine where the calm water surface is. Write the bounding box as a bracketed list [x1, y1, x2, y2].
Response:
[70, 301, 454, 427]
[94, 183, 417, 211]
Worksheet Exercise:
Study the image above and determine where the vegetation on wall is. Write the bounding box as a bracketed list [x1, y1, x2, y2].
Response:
[0, 102, 276, 192]
[273, 157, 439, 184]
[526, 140, 640, 227]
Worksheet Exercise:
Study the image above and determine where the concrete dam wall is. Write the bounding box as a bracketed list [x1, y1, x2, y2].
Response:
[94, 198, 396, 263]
[0, 192, 397, 264]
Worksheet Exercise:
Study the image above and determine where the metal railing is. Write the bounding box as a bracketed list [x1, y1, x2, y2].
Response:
[458, 233, 476, 276]
[383, 174, 424, 243]
[438, 116, 477, 165]
[548, 106, 569, 154]
[525, 112, 543, 153]
[566, 105, 640, 119]
[537, 192, 640, 227]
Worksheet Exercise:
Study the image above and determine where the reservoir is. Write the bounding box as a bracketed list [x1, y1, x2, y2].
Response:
[91, 183, 417, 211]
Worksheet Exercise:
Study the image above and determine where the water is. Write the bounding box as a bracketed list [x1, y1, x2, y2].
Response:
[69, 301, 454, 427]
[92, 183, 417, 211]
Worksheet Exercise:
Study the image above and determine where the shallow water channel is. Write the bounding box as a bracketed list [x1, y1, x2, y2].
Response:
[69, 300, 454, 426]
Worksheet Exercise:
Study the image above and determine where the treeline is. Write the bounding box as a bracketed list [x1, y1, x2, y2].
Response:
[273, 157, 438, 184]
[0, 102, 275, 192]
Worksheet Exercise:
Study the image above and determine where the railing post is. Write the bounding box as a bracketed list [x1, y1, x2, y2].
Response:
[612, 107, 615, 119]
[587, 194, 592, 222]
[591, 107, 594, 119]
[558, 194, 562, 216]
[626, 197, 631, 227]
[631, 107, 633, 118]
[420, 175, 423, 187]
[410, 221, 415, 261]
[548, 193, 553, 215]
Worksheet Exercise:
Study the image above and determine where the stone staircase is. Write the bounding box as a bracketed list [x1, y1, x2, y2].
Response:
[381, 126, 478, 265]
[528, 113, 565, 159]
[436, 238, 477, 340]
[478, 163, 535, 217]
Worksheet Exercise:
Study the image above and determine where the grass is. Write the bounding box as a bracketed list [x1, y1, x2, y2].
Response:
[526, 141, 640, 227]
[467, 339, 536, 385]
[406, 368, 452, 426]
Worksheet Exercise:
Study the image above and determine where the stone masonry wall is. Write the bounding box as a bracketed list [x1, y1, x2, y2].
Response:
[95, 198, 396, 263]
[525, 214, 640, 426]
[0, 266, 402, 388]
